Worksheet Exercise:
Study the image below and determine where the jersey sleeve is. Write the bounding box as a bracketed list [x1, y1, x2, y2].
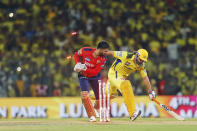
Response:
[113, 51, 133, 59]
[139, 68, 148, 78]
[74, 48, 83, 64]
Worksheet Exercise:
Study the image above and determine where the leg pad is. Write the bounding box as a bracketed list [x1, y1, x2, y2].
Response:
[81, 91, 96, 118]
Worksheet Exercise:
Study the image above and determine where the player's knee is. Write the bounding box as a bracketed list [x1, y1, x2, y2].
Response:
[81, 91, 89, 99]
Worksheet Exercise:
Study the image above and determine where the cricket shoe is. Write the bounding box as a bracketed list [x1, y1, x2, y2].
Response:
[89, 116, 96, 122]
[130, 110, 141, 121]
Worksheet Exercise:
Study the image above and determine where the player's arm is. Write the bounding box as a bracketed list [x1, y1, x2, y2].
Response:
[140, 69, 156, 100]
[143, 76, 152, 91]
[103, 51, 114, 56]
[104, 51, 132, 59]
[74, 48, 83, 64]
[74, 48, 85, 72]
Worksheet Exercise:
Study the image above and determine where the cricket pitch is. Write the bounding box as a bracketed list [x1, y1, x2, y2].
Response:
[0, 118, 196, 131]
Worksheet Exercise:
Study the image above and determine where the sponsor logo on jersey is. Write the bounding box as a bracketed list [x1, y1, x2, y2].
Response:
[125, 61, 130, 66]
[97, 60, 101, 64]
[85, 57, 90, 61]
[85, 61, 95, 67]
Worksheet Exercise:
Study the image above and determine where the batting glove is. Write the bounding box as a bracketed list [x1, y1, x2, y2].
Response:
[148, 90, 156, 100]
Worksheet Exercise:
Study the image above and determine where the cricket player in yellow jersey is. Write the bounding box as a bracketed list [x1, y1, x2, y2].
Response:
[104, 49, 156, 121]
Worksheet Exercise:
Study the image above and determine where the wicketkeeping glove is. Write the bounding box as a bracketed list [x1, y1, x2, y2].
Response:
[80, 64, 87, 71]
[74, 63, 87, 72]
[74, 62, 82, 72]
[148, 90, 156, 100]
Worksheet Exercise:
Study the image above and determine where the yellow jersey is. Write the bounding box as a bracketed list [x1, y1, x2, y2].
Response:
[110, 51, 147, 78]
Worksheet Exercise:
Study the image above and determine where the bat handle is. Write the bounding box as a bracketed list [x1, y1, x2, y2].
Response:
[152, 98, 160, 105]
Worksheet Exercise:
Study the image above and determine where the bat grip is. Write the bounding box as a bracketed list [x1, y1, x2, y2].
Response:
[152, 98, 160, 105]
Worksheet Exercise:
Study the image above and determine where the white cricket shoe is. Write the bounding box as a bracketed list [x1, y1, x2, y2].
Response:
[130, 110, 141, 121]
[89, 116, 96, 122]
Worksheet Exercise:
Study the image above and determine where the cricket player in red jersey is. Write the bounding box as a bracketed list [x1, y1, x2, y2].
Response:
[74, 41, 109, 122]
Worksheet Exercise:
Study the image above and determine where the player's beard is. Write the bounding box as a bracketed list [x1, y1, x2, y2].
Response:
[135, 57, 143, 66]
[136, 61, 143, 66]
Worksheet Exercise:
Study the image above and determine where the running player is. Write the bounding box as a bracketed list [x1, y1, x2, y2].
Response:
[104, 49, 156, 121]
[74, 41, 109, 122]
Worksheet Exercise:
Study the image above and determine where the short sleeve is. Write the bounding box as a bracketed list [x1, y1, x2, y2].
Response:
[140, 69, 148, 78]
[113, 51, 131, 59]
[77, 48, 83, 56]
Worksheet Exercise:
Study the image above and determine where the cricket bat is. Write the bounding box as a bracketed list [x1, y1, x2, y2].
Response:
[152, 98, 185, 121]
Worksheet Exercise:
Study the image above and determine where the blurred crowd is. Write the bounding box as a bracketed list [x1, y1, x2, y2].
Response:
[0, 0, 197, 97]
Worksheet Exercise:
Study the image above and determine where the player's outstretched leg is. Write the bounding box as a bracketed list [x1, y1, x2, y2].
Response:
[81, 91, 96, 122]
[120, 80, 141, 121]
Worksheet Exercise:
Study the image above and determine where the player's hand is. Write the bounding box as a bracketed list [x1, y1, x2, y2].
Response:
[148, 90, 156, 100]
[80, 64, 87, 71]
[74, 63, 87, 72]
[74, 63, 82, 72]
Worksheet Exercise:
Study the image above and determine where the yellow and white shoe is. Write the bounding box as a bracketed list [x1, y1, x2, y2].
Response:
[130, 110, 141, 121]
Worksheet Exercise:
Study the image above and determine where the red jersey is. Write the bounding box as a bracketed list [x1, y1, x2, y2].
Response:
[74, 47, 107, 77]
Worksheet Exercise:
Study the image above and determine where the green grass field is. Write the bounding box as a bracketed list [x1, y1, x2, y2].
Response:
[0, 118, 197, 131]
